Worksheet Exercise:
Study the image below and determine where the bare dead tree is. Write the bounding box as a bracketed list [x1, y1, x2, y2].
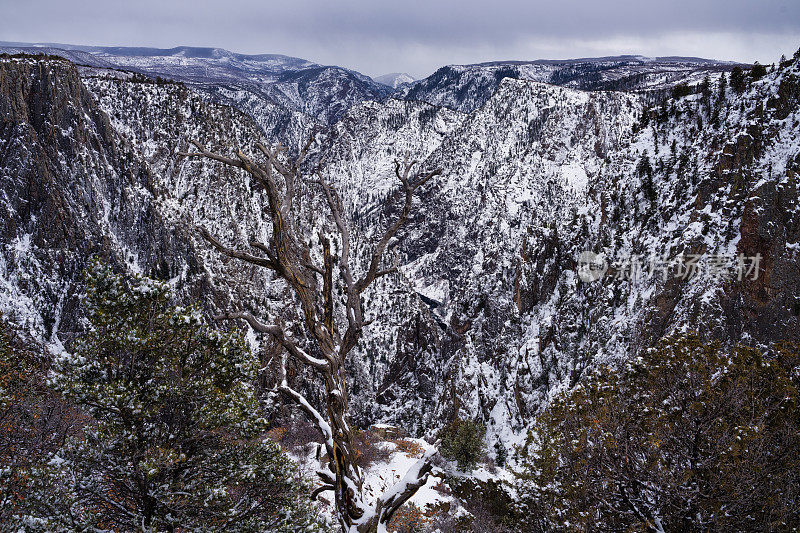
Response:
[179, 134, 441, 533]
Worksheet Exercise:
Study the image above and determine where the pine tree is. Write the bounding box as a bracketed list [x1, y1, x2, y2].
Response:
[717, 72, 727, 102]
[636, 154, 656, 204]
[730, 66, 746, 94]
[438, 418, 487, 472]
[700, 75, 712, 110]
[750, 61, 767, 81]
[494, 440, 507, 468]
[17, 261, 321, 532]
[513, 334, 800, 532]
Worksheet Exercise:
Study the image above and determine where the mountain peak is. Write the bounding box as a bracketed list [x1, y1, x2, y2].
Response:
[374, 72, 415, 88]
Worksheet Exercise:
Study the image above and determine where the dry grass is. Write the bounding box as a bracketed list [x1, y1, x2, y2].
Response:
[353, 427, 394, 469]
[387, 502, 428, 533]
[391, 438, 425, 458]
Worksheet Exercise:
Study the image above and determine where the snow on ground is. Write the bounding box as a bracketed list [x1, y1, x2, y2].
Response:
[360, 439, 452, 512]
[285, 433, 517, 527]
[288, 437, 453, 520]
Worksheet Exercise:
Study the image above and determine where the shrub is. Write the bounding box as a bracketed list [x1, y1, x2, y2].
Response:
[279, 416, 322, 454]
[393, 438, 426, 458]
[514, 334, 800, 532]
[352, 427, 393, 468]
[388, 502, 428, 533]
[439, 418, 486, 471]
[0, 320, 79, 523]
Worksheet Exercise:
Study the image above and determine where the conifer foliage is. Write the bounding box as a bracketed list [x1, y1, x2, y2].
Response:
[16, 261, 321, 532]
[438, 418, 487, 472]
[514, 334, 800, 532]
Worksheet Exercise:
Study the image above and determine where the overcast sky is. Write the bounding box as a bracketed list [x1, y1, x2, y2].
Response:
[1, 0, 798, 78]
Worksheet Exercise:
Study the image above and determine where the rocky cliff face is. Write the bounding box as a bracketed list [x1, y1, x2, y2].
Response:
[1, 53, 798, 454]
[0, 57, 181, 343]
[0, 57, 432, 432]
[0, 57, 299, 350]
[2, 44, 738, 137]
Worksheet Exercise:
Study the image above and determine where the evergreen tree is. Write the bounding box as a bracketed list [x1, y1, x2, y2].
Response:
[717, 72, 727, 102]
[730, 66, 746, 94]
[17, 261, 321, 532]
[636, 154, 656, 204]
[494, 440, 507, 468]
[750, 61, 767, 81]
[438, 418, 487, 472]
[670, 83, 691, 99]
[514, 334, 800, 532]
[700, 75, 711, 110]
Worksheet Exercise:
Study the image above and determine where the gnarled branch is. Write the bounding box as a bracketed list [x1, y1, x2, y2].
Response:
[198, 226, 277, 270]
[178, 140, 245, 169]
[215, 312, 330, 370]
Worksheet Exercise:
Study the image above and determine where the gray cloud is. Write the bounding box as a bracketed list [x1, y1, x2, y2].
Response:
[1, 0, 798, 77]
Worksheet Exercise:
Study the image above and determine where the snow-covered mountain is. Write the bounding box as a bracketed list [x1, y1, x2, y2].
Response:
[0, 42, 317, 82]
[399, 56, 738, 112]
[374, 72, 416, 88]
[346, 59, 800, 450]
[1, 48, 798, 462]
[0, 42, 392, 128]
[59, 43, 393, 126]
[0, 55, 285, 346]
[1, 43, 739, 128]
